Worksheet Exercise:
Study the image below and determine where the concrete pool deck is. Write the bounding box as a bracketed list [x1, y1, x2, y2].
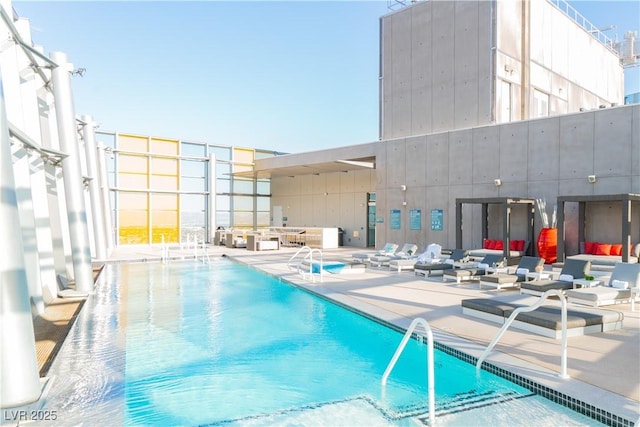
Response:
[92, 244, 639, 424]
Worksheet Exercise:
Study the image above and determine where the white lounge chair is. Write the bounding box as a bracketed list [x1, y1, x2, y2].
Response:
[565, 262, 640, 308]
[352, 243, 399, 263]
[370, 243, 418, 267]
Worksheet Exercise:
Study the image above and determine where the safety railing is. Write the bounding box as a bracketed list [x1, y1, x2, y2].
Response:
[287, 246, 324, 282]
[382, 317, 435, 426]
[475, 289, 569, 379]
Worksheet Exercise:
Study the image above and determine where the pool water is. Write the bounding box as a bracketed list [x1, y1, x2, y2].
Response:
[38, 259, 603, 426]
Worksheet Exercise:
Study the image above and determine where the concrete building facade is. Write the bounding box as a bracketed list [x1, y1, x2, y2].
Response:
[380, 0, 624, 140]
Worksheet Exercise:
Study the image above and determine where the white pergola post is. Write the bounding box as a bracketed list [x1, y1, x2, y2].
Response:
[50, 51, 93, 292]
[96, 143, 114, 252]
[0, 76, 41, 409]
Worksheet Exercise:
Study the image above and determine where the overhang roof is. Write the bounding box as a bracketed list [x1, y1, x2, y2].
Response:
[234, 142, 378, 179]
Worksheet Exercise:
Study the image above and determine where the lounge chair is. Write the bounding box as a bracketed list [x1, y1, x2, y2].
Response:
[442, 254, 505, 284]
[414, 248, 469, 277]
[389, 244, 439, 272]
[520, 259, 591, 296]
[565, 262, 640, 308]
[352, 243, 399, 263]
[478, 256, 545, 290]
[370, 243, 418, 267]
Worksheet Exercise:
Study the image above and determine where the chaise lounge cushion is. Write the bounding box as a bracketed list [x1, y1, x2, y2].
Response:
[415, 249, 469, 274]
[565, 262, 640, 306]
[520, 259, 591, 296]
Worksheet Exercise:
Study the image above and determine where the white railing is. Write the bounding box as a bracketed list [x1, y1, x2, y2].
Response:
[476, 289, 569, 379]
[382, 317, 435, 426]
[287, 246, 324, 282]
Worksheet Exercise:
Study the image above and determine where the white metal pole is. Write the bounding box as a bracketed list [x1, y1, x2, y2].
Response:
[80, 115, 107, 259]
[0, 75, 42, 409]
[208, 153, 216, 243]
[96, 143, 114, 252]
[50, 51, 93, 292]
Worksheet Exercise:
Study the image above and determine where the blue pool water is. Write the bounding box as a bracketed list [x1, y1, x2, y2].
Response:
[38, 259, 603, 426]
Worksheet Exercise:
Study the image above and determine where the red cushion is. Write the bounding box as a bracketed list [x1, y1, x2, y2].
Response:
[509, 240, 518, 251]
[584, 241, 596, 254]
[595, 243, 611, 256]
[516, 240, 525, 251]
[483, 239, 491, 249]
[487, 239, 496, 249]
[494, 240, 504, 250]
[610, 244, 623, 256]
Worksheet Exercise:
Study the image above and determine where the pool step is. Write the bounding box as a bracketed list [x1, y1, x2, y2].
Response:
[211, 390, 535, 425]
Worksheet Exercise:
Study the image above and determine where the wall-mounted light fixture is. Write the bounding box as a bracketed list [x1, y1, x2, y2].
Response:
[494, 179, 502, 187]
[324, 192, 329, 196]
[402, 201, 407, 206]
[400, 184, 407, 191]
[587, 175, 597, 184]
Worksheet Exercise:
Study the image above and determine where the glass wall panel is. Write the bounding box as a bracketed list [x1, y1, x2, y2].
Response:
[118, 154, 147, 173]
[256, 196, 270, 211]
[181, 194, 205, 211]
[119, 192, 147, 209]
[257, 181, 270, 194]
[233, 147, 254, 174]
[181, 142, 206, 157]
[216, 163, 231, 179]
[209, 146, 231, 160]
[181, 160, 205, 177]
[234, 179, 254, 194]
[152, 157, 178, 173]
[118, 134, 148, 152]
[119, 209, 148, 244]
[216, 195, 230, 210]
[233, 211, 253, 227]
[233, 195, 253, 211]
[151, 210, 178, 243]
[181, 177, 206, 192]
[150, 137, 179, 155]
[150, 175, 178, 190]
[153, 193, 178, 210]
[217, 179, 230, 194]
[216, 211, 230, 227]
[257, 212, 271, 226]
[118, 173, 148, 189]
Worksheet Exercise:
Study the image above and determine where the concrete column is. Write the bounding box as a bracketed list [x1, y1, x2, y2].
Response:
[0, 76, 41, 409]
[50, 51, 93, 292]
[208, 153, 216, 242]
[80, 115, 107, 259]
[96, 143, 114, 252]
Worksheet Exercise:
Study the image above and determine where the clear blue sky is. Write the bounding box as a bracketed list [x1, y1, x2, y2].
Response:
[13, 1, 640, 154]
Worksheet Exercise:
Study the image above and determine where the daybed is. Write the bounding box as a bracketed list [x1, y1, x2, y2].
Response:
[520, 259, 591, 296]
[478, 256, 545, 290]
[565, 262, 640, 308]
[461, 298, 624, 338]
[353, 243, 398, 263]
[442, 254, 505, 284]
[414, 249, 469, 277]
[468, 239, 529, 260]
[564, 242, 640, 269]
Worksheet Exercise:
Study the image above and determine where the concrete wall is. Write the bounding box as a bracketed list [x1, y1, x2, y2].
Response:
[270, 169, 376, 248]
[381, 0, 624, 139]
[375, 104, 640, 252]
[381, 1, 493, 139]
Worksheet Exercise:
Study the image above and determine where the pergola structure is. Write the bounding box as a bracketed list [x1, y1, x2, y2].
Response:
[556, 193, 640, 263]
[456, 197, 536, 264]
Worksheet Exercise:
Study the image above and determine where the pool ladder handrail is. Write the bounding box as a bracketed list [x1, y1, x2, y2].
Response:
[382, 317, 435, 426]
[475, 289, 569, 379]
[287, 245, 324, 282]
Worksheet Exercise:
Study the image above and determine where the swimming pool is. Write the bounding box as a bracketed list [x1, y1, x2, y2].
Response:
[37, 259, 603, 426]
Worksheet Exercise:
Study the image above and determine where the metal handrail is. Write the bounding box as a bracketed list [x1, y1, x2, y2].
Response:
[476, 289, 569, 379]
[287, 245, 324, 283]
[382, 317, 435, 426]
